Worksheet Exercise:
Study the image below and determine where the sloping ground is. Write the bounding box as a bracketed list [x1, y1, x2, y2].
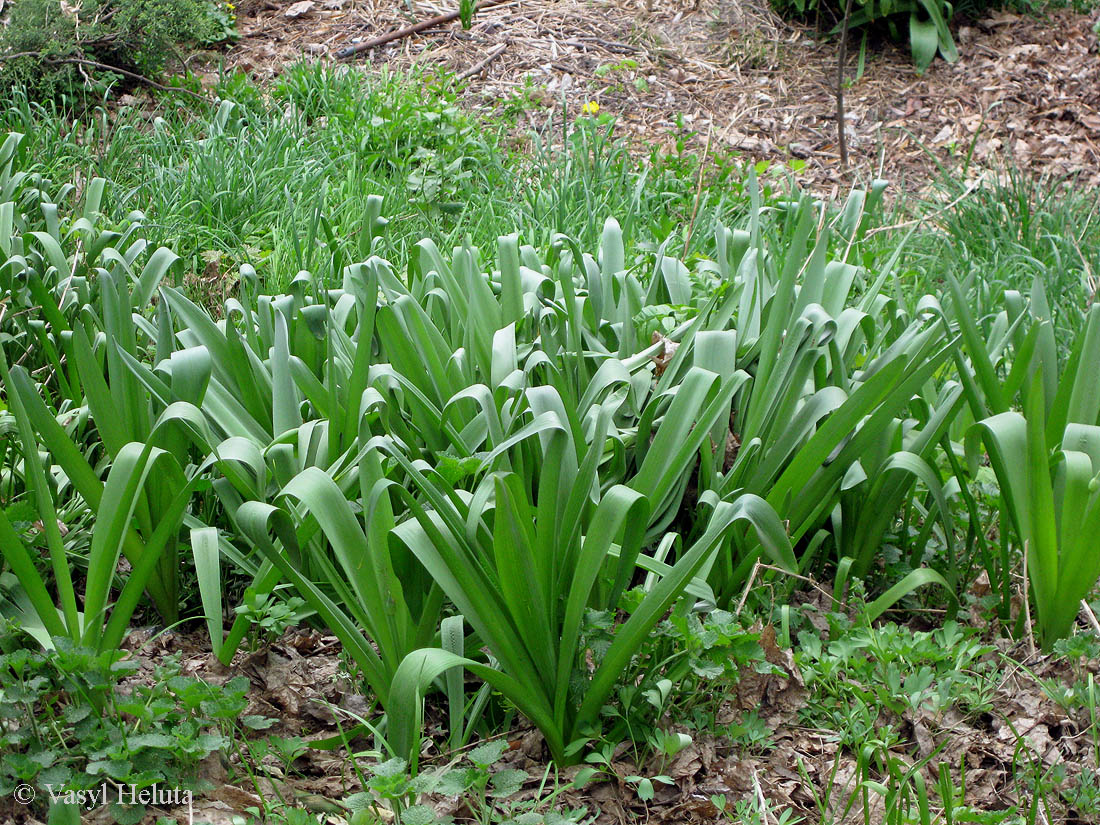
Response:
[227, 0, 1100, 192]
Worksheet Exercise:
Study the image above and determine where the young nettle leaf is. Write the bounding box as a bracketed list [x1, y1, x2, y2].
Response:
[489, 768, 528, 798]
[435, 453, 484, 485]
[127, 733, 175, 750]
[109, 802, 146, 825]
[437, 768, 477, 796]
[399, 806, 438, 825]
[468, 739, 508, 768]
[241, 714, 277, 730]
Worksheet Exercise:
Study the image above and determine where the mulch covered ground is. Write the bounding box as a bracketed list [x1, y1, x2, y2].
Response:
[226, 0, 1100, 194]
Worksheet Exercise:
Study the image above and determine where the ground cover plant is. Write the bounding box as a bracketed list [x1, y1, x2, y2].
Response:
[0, 57, 1099, 825]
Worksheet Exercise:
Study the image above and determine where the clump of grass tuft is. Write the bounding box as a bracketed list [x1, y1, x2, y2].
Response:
[899, 163, 1100, 342]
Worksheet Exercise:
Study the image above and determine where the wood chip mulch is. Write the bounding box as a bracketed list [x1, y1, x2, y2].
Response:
[223, 0, 1100, 196]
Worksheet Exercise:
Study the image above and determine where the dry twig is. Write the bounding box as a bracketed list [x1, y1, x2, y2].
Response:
[334, 0, 511, 59]
[1080, 599, 1100, 638]
[1023, 541, 1037, 658]
[0, 52, 213, 104]
[456, 42, 507, 80]
[681, 124, 712, 258]
[836, 0, 856, 168]
[863, 179, 981, 239]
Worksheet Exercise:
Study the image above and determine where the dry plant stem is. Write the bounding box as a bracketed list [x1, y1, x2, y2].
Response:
[457, 42, 507, 80]
[752, 770, 771, 825]
[1069, 233, 1099, 307]
[28, 55, 214, 104]
[59, 237, 83, 311]
[741, 562, 841, 609]
[735, 559, 761, 617]
[1038, 797, 1052, 825]
[681, 125, 712, 258]
[1081, 599, 1100, 638]
[838, 194, 864, 261]
[1023, 540, 1037, 658]
[863, 180, 981, 239]
[836, 0, 856, 169]
[334, 0, 511, 59]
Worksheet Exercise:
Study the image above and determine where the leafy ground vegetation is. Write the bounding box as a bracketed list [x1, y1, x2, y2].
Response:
[2, 3, 1100, 823]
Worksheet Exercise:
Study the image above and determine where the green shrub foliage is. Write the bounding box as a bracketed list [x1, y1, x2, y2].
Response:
[0, 0, 232, 100]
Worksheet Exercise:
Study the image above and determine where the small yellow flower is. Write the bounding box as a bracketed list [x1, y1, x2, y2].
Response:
[581, 101, 600, 116]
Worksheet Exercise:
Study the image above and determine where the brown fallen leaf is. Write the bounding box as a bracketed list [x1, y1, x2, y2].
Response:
[209, 784, 263, 811]
[284, 0, 314, 18]
[735, 624, 807, 724]
[651, 331, 679, 377]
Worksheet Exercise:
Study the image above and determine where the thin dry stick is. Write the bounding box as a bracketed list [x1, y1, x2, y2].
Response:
[1022, 540, 1037, 658]
[735, 559, 761, 617]
[41, 56, 212, 104]
[1081, 599, 1100, 638]
[1037, 794, 1052, 825]
[752, 770, 771, 825]
[1067, 232, 1098, 308]
[863, 180, 981, 239]
[836, 0, 856, 169]
[681, 124, 712, 258]
[747, 562, 842, 609]
[58, 236, 83, 311]
[334, 0, 512, 59]
[839, 195, 864, 261]
[456, 42, 507, 80]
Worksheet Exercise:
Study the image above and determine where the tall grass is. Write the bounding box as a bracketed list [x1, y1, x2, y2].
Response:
[0, 64, 747, 295]
[897, 164, 1100, 340]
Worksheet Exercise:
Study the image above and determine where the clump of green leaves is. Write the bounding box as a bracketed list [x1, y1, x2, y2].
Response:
[0, 637, 245, 823]
[796, 620, 998, 746]
[88, 0, 226, 75]
[0, 0, 234, 102]
[1062, 767, 1100, 820]
[711, 792, 804, 825]
[233, 590, 310, 652]
[576, 605, 779, 780]
[347, 745, 563, 825]
[0, 0, 81, 100]
[769, 0, 981, 72]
